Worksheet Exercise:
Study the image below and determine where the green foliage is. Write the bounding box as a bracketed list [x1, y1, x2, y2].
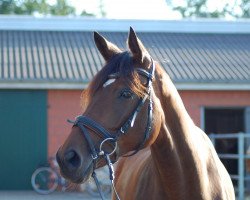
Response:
[80, 10, 95, 17]
[99, 0, 106, 17]
[50, 0, 75, 16]
[166, 0, 250, 18]
[0, 0, 15, 14]
[239, 0, 250, 18]
[0, 0, 95, 16]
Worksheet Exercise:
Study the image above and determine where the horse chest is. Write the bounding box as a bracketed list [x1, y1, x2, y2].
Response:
[114, 152, 167, 200]
[114, 171, 166, 200]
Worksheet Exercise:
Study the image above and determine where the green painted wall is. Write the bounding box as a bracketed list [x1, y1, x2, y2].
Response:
[0, 90, 47, 190]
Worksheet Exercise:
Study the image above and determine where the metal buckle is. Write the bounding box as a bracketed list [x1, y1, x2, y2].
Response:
[91, 154, 98, 160]
[120, 127, 125, 134]
[99, 138, 117, 156]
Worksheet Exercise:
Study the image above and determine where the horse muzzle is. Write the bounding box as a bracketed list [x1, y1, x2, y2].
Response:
[56, 147, 93, 184]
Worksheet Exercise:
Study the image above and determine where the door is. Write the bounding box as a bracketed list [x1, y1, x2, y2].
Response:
[205, 108, 245, 134]
[0, 90, 47, 190]
[205, 108, 245, 185]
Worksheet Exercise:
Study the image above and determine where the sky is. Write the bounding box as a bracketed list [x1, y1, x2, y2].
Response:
[68, 0, 180, 19]
[66, 0, 238, 20]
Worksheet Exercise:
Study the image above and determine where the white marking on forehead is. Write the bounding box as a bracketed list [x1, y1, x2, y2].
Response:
[103, 78, 116, 88]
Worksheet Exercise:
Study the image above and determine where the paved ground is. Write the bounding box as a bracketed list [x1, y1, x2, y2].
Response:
[0, 191, 109, 200]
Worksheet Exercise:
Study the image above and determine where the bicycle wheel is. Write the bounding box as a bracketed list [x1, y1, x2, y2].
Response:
[86, 167, 111, 197]
[31, 167, 58, 194]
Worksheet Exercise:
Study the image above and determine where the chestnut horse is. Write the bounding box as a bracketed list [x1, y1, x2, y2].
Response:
[56, 28, 235, 200]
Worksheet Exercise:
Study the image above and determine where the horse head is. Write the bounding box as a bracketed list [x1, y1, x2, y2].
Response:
[56, 28, 162, 184]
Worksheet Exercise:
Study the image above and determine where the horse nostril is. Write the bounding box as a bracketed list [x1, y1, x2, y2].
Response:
[64, 150, 81, 169]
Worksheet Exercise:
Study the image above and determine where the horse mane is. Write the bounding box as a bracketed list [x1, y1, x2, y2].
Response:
[81, 51, 146, 110]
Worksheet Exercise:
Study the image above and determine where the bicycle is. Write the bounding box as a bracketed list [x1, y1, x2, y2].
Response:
[31, 157, 69, 194]
[31, 157, 111, 196]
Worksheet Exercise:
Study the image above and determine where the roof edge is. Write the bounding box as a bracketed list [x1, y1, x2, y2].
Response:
[176, 82, 250, 90]
[0, 16, 250, 33]
[1, 82, 250, 90]
[0, 82, 88, 90]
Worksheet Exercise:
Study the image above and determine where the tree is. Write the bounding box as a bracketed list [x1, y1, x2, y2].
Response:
[0, 0, 15, 14]
[237, 0, 250, 18]
[0, 0, 95, 16]
[99, 0, 106, 17]
[173, 0, 225, 18]
[50, 0, 75, 16]
[80, 10, 95, 17]
[18, 0, 39, 15]
[36, 0, 50, 15]
[0, 0, 47, 15]
[166, 0, 250, 18]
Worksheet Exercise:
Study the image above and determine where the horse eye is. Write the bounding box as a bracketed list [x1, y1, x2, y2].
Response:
[120, 90, 133, 99]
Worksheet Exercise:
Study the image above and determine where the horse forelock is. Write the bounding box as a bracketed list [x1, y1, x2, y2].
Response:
[80, 51, 146, 110]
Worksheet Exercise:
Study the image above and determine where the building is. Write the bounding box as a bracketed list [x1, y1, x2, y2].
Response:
[0, 16, 249, 190]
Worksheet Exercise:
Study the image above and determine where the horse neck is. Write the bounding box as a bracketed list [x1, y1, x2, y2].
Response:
[153, 65, 194, 143]
[150, 65, 201, 198]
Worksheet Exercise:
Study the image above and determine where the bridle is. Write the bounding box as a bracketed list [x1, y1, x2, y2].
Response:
[68, 59, 155, 200]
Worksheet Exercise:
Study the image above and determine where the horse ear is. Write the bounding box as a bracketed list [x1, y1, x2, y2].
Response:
[128, 27, 150, 64]
[94, 31, 122, 61]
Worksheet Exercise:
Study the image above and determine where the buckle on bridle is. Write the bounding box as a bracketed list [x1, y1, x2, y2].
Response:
[99, 138, 117, 156]
[120, 127, 125, 134]
[120, 121, 131, 134]
[91, 154, 98, 160]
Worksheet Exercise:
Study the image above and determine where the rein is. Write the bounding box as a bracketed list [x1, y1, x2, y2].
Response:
[68, 60, 155, 200]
